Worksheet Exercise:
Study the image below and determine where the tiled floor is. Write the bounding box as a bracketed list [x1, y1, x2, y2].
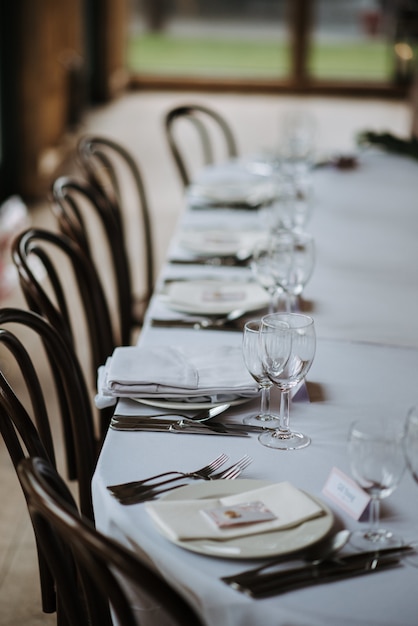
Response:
[0, 90, 410, 624]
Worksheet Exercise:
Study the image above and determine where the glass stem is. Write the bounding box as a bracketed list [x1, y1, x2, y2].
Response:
[260, 385, 271, 419]
[368, 497, 380, 535]
[284, 291, 292, 313]
[279, 389, 291, 434]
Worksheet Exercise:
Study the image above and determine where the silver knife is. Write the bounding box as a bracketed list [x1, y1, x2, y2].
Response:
[110, 420, 250, 436]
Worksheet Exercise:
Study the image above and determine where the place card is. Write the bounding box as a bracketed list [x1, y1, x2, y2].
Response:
[201, 501, 277, 529]
[322, 467, 370, 520]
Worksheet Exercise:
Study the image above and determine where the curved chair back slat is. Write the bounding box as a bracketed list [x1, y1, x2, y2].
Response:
[51, 175, 134, 346]
[77, 135, 155, 322]
[165, 103, 238, 187]
[0, 308, 100, 614]
[12, 228, 115, 438]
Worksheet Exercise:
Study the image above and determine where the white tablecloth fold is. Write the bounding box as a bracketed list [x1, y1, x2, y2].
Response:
[95, 345, 260, 408]
[145, 482, 324, 542]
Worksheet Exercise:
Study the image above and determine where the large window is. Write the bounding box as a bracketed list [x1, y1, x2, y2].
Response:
[127, 0, 417, 95]
[128, 1, 290, 79]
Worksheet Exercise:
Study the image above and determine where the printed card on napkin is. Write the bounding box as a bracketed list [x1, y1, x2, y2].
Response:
[145, 482, 324, 542]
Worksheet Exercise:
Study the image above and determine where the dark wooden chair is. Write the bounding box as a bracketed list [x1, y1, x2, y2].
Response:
[0, 307, 99, 615]
[18, 456, 205, 626]
[76, 134, 155, 326]
[12, 228, 115, 438]
[164, 103, 238, 187]
[50, 175, 134, 346]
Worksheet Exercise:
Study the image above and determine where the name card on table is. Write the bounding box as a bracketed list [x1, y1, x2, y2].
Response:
[322, 467, 370, 520]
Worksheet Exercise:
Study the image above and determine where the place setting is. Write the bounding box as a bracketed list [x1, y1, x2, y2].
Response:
[168, 227, 267, 267]
[186, 161, 278, 211]
[149, 275, 271, 331]
[95, 341, 271, 438]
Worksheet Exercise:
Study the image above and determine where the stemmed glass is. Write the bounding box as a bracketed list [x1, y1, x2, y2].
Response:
[241, 319, 281, 428]
[403, 406, 418, 565]
[250, 234, 293, 313]
[251, 230, 315, 313]
[278, 230, 315, 312]
[279, 110, 317, 184]
[258, 313, 316, 450]
[348, 415, 406, 550]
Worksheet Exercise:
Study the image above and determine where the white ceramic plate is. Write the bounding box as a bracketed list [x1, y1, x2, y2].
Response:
[165, 279, 270, 315]
[159, 480, 334, 559]
[131, 396, 252, 411]
[177, 230, 266, 257]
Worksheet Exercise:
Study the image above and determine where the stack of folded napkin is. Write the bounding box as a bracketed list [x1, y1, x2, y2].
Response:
[95, 345, 259, 408]
[145, 482, 324, 542]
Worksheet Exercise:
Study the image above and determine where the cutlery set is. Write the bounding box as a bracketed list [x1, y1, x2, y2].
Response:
[107, 454, 253, 504]
[110, 415, 265, 436]
[222, 544, 414, 598]
[169, 252, 252, 267]
[111, 403, 267, 436]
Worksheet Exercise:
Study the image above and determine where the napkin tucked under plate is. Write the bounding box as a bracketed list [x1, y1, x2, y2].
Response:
[145, 482, 324, 542]
[96, 345, 259, 408]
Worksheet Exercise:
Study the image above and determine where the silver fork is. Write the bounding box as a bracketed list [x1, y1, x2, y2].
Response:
[108, 453, 229, 499]
[208, 455, 253, 480]
[114, 455, 253, 505]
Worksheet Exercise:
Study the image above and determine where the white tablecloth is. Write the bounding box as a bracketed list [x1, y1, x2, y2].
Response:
[92, 151, 418, 625]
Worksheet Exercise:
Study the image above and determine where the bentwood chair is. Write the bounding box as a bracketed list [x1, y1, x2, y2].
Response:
[164, 103, 238, 188]
[12, 228, 116, 438]
[50, 175, 134, 346]
[0, 308, 99, 614]
[76, 135, 155, 325]
[18, 456, 205, 626]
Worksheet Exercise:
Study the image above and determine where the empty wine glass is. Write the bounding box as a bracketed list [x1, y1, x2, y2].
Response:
[241, 320, 280, 428]
[250, 234, 293, 313]
[348, 415, 406, 550]
[278, 230, 315, 312]
[279, 110, 317, 184]
[258, 313, 315, 450]
[403, 406, 418, 565]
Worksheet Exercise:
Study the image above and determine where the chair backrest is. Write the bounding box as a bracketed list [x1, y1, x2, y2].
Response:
[0, 308, 98, 613]
[12, 227, 115, 438]
[0, 307, 97, 517]
[18, 456, 205, 626]
[50, 175, 134, 346]
[165, 103, 238, 187]
[76, 134, 155, 322]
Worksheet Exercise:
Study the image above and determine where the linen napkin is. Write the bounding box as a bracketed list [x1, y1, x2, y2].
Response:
[97, 345, 259, 404]
[145, 482, 324, 542]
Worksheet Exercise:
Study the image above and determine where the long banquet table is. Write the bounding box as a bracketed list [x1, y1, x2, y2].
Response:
[92, 150, 418, 625]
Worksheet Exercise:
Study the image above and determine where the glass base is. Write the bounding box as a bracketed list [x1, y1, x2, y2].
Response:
[243, 413, 280, 428]
[258, 429, 311, 450]
[349, 528, 403, 551]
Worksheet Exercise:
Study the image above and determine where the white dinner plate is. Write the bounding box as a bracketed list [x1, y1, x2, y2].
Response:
[164, 279, 270, 315]
[177, 229, 266, 257]
[131, 396, 252, 411]
[159, 480, 334, 559]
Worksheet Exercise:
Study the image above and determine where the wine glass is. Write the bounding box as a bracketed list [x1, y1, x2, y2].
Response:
[241, 319, 281, 428]
[250, 234, 293, 313]
[348, 415, 406, 550]
[279, 110, 317, 184]
[277, 230, 315, 312]
[258, 312, 316, 450]
[403, 406, 418, 565]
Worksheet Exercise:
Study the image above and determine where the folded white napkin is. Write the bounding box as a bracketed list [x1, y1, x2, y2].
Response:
[97, 345, 259, 404]
[145, 482, 324, 542]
